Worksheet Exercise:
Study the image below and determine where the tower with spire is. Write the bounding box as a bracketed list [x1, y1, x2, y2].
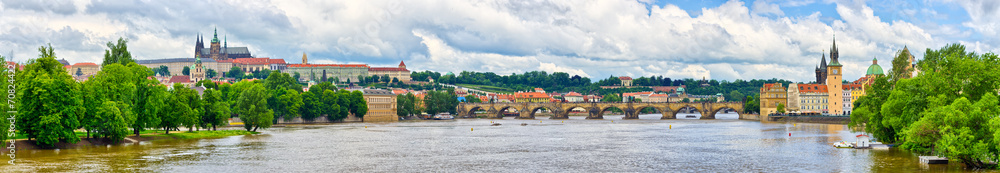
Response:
[194, 27, 253, 61]
[826, 35, 843, 115]
[815, 50, 827, 84]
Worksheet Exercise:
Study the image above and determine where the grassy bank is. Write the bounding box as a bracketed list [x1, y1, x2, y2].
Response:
[456, 84, 516, 94]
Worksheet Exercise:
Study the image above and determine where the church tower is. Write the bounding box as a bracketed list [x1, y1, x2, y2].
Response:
[210, 27, 221, 60]
[194, 33, 203, 58]
[302, 53, 308, 64]
[815, 51, 827, 84]
[826, 36, 843, 115]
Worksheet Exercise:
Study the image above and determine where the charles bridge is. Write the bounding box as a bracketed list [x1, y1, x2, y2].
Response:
[455, 102, 748, 120]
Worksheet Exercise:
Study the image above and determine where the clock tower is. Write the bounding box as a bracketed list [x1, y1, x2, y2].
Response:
[826, 36, 843, 115]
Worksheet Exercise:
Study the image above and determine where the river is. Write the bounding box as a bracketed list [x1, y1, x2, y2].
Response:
[0, 113, 981, 172]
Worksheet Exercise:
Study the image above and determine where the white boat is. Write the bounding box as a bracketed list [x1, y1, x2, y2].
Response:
[833, 141, 855, 148]
[432, 114, 454, 120]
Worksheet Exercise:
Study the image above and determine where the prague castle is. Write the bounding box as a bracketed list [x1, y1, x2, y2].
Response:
[194, 28, 252, 61]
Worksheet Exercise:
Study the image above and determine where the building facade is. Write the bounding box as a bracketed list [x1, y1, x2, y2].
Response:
[786, 83, 800, 113]
[287, 64, 369, 82]
[68, 62, 99, 77]
[619, 76, 633, 86]
[798, 84, 828, 114]
[760, 83, 787, 115]
[358, 89, 397, 122]
[515, 92, 550, 103]
[368, 61, 411, 82]
[826, 37, 844, 115]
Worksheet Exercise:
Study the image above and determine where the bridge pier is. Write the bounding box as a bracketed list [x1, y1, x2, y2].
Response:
[622, 107, 638, 119]
[660, 111, 675, 119]
[586, 107, 603, 119]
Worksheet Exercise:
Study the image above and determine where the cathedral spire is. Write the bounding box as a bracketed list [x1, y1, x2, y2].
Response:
[211, 27, 220, 43]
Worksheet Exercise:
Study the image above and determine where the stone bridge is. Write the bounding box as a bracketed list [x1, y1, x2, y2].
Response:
[456, 102, 745, 120]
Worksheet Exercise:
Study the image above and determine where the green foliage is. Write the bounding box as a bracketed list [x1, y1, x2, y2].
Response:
[299, 91, 322, 121]
[726, 90, 744, 102]
[321, 90, 343, 121]
[888, 48, 914, 83]
[202, 89, 231, 131]
[776, 103, 785, 113]
[182, 66, 191, 76]
[601, 94, 622, 102]
[410, 70, 441, 82]
[850, 43, 1000, 169]
[465, 94, 481, 103]
[743, 95, 759, 114]
[235, 83, 273, 131]
[206, 69, 217, 78]
[396, 93, 417, 117]
[154, 65, 170, 76]
[96, 101, 131, 143]
[681, 98, 690, 103]
[275, 89, 303, 121]
[17, 44, 83, 147]
[135, 79, 167, 136]
[423, 90, 458, 115]
[349, 90, 367, 120]
[227, 66, 244, 79]
[102, 37, 134, 66]
[171, 83, 202, 131]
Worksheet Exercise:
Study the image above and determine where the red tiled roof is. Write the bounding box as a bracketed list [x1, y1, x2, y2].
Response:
[565, 92, 583, 97]
[649, 94, 670, 97]
[232, 58, 271, 65]
[72, 62, 98, 66]
[288, 64, 369, 68]
[399, 61, 406, 67]
[64, 65, 71, 69]
[515, 92, 549, 99]
[268, 59, 286, 64]
[368, 67, 409, 71]
[797, 84, 827, 93]
[169, 75, 191, 83]
[618, 76, 632, 80]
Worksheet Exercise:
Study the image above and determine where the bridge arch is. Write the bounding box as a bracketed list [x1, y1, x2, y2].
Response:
[496, 105, 520, 119]
[633, 105, 670, 119]
[704, 103, 744, 119]
[525, 105, 560, 119]
[562, 105, 594, 119]
[670, 104, 703, 119]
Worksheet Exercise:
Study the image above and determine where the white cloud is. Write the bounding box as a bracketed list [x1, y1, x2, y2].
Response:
[0, 0, 989, 83]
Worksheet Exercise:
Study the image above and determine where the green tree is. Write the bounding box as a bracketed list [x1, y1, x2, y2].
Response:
[465, 94, 481, 103]
[776, 103, 785, 114]
[17, 44, 83, 147]
[887, 47, 914, 83]
[322, 90, 343, 121]
[601, 94, 621, 102]
[300, 91, 324, 121]
[202, 89, 231, 131]
[381, 74, 390, 83]
[293, 72, 301, 82]
[227, 66, 243, 79]
[681, 98, 690, 103]
[135, 79, 167, 136]
[236, 83, 273, 131]
[102, 37, 134, 66]
[743, 95, 759, 114]
[275, 89, 303, 121]
[726, 90, 743, 102]
[182, 66, 191, 76]
[396, 94, 412, 117]
[350, 90, 368, 121]
[172, 83, 202, 131]
[206, 69, 217, 78]
[156, 65, 170, 76]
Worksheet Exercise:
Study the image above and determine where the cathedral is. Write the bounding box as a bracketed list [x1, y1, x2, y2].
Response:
[194, 28, 253, 61]
[815, 36, 840, 84]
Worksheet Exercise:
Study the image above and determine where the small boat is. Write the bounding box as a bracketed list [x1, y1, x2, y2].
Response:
[685, 115, 696, 118]
[432, 114, 454, 120]
[833, 141, 855, 148]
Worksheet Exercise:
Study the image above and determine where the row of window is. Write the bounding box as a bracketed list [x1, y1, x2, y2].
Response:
[800, 106, 828, 110]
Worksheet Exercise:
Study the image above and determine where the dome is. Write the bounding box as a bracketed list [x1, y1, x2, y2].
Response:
[866, 58, 884, 75]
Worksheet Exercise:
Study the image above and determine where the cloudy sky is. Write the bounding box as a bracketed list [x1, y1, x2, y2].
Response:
[1, 0, 997, 83]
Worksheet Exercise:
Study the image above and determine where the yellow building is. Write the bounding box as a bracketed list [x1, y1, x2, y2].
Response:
[760, 83, 787, 115]
[515, 92, 550, 103]
[619, 76, 633, 86]
[68, 62, 99, 77]
[368, 61, 411, 82]
[359, 89, 397, 122]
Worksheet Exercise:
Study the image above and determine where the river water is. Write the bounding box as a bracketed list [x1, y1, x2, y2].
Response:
[1, 113, 982, 172]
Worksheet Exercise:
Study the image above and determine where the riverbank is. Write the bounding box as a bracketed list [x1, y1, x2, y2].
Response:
[11, 130, 258, 150]
[767, 115, 850, 124]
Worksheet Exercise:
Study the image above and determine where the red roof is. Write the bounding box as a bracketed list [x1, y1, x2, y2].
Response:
[72, 62, 99, 66]
[856, 134, 870, 137]
[649, 94, 670, 97]
[288, 64, 369, 68]
[618, 76, 633, 80]
[797, 84, 827, 93]
[565, 92, 583, 97]
[232, 58, 272, 65]
[515, 92, 549, 99]
[268, 59, 286, 64]
[368, 67, 409, 71]
[399, 61, 406, 67]
[169, 75, 191, 83]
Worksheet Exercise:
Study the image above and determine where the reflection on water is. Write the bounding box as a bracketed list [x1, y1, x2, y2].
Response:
[0, 114, 979, 172]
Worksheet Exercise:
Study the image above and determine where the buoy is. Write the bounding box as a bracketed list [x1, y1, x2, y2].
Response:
[471, 128, 474, 131]
[365, 126, 367, 128]
[540, 121, 542, 123]
[669, 125, 672, 129]
[788, 133, 791, 136]
[794, 123, 796, 127]
[561, 121, 564, 123]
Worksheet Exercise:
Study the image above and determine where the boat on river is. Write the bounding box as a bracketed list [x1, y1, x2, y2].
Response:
[685, 115, 696, 118]
[833, 141, 854, 148]
[432, 113, 454, 120]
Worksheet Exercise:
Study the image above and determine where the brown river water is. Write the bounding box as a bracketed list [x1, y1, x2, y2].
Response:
[0, 113, 984, 172]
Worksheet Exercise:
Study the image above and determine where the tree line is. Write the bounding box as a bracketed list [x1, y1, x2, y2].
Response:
[8, 39, 369, 148]
[849, 44, 1000, 169]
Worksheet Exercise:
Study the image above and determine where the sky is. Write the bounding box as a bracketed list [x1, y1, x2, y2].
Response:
[0, 0, 997, 83]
